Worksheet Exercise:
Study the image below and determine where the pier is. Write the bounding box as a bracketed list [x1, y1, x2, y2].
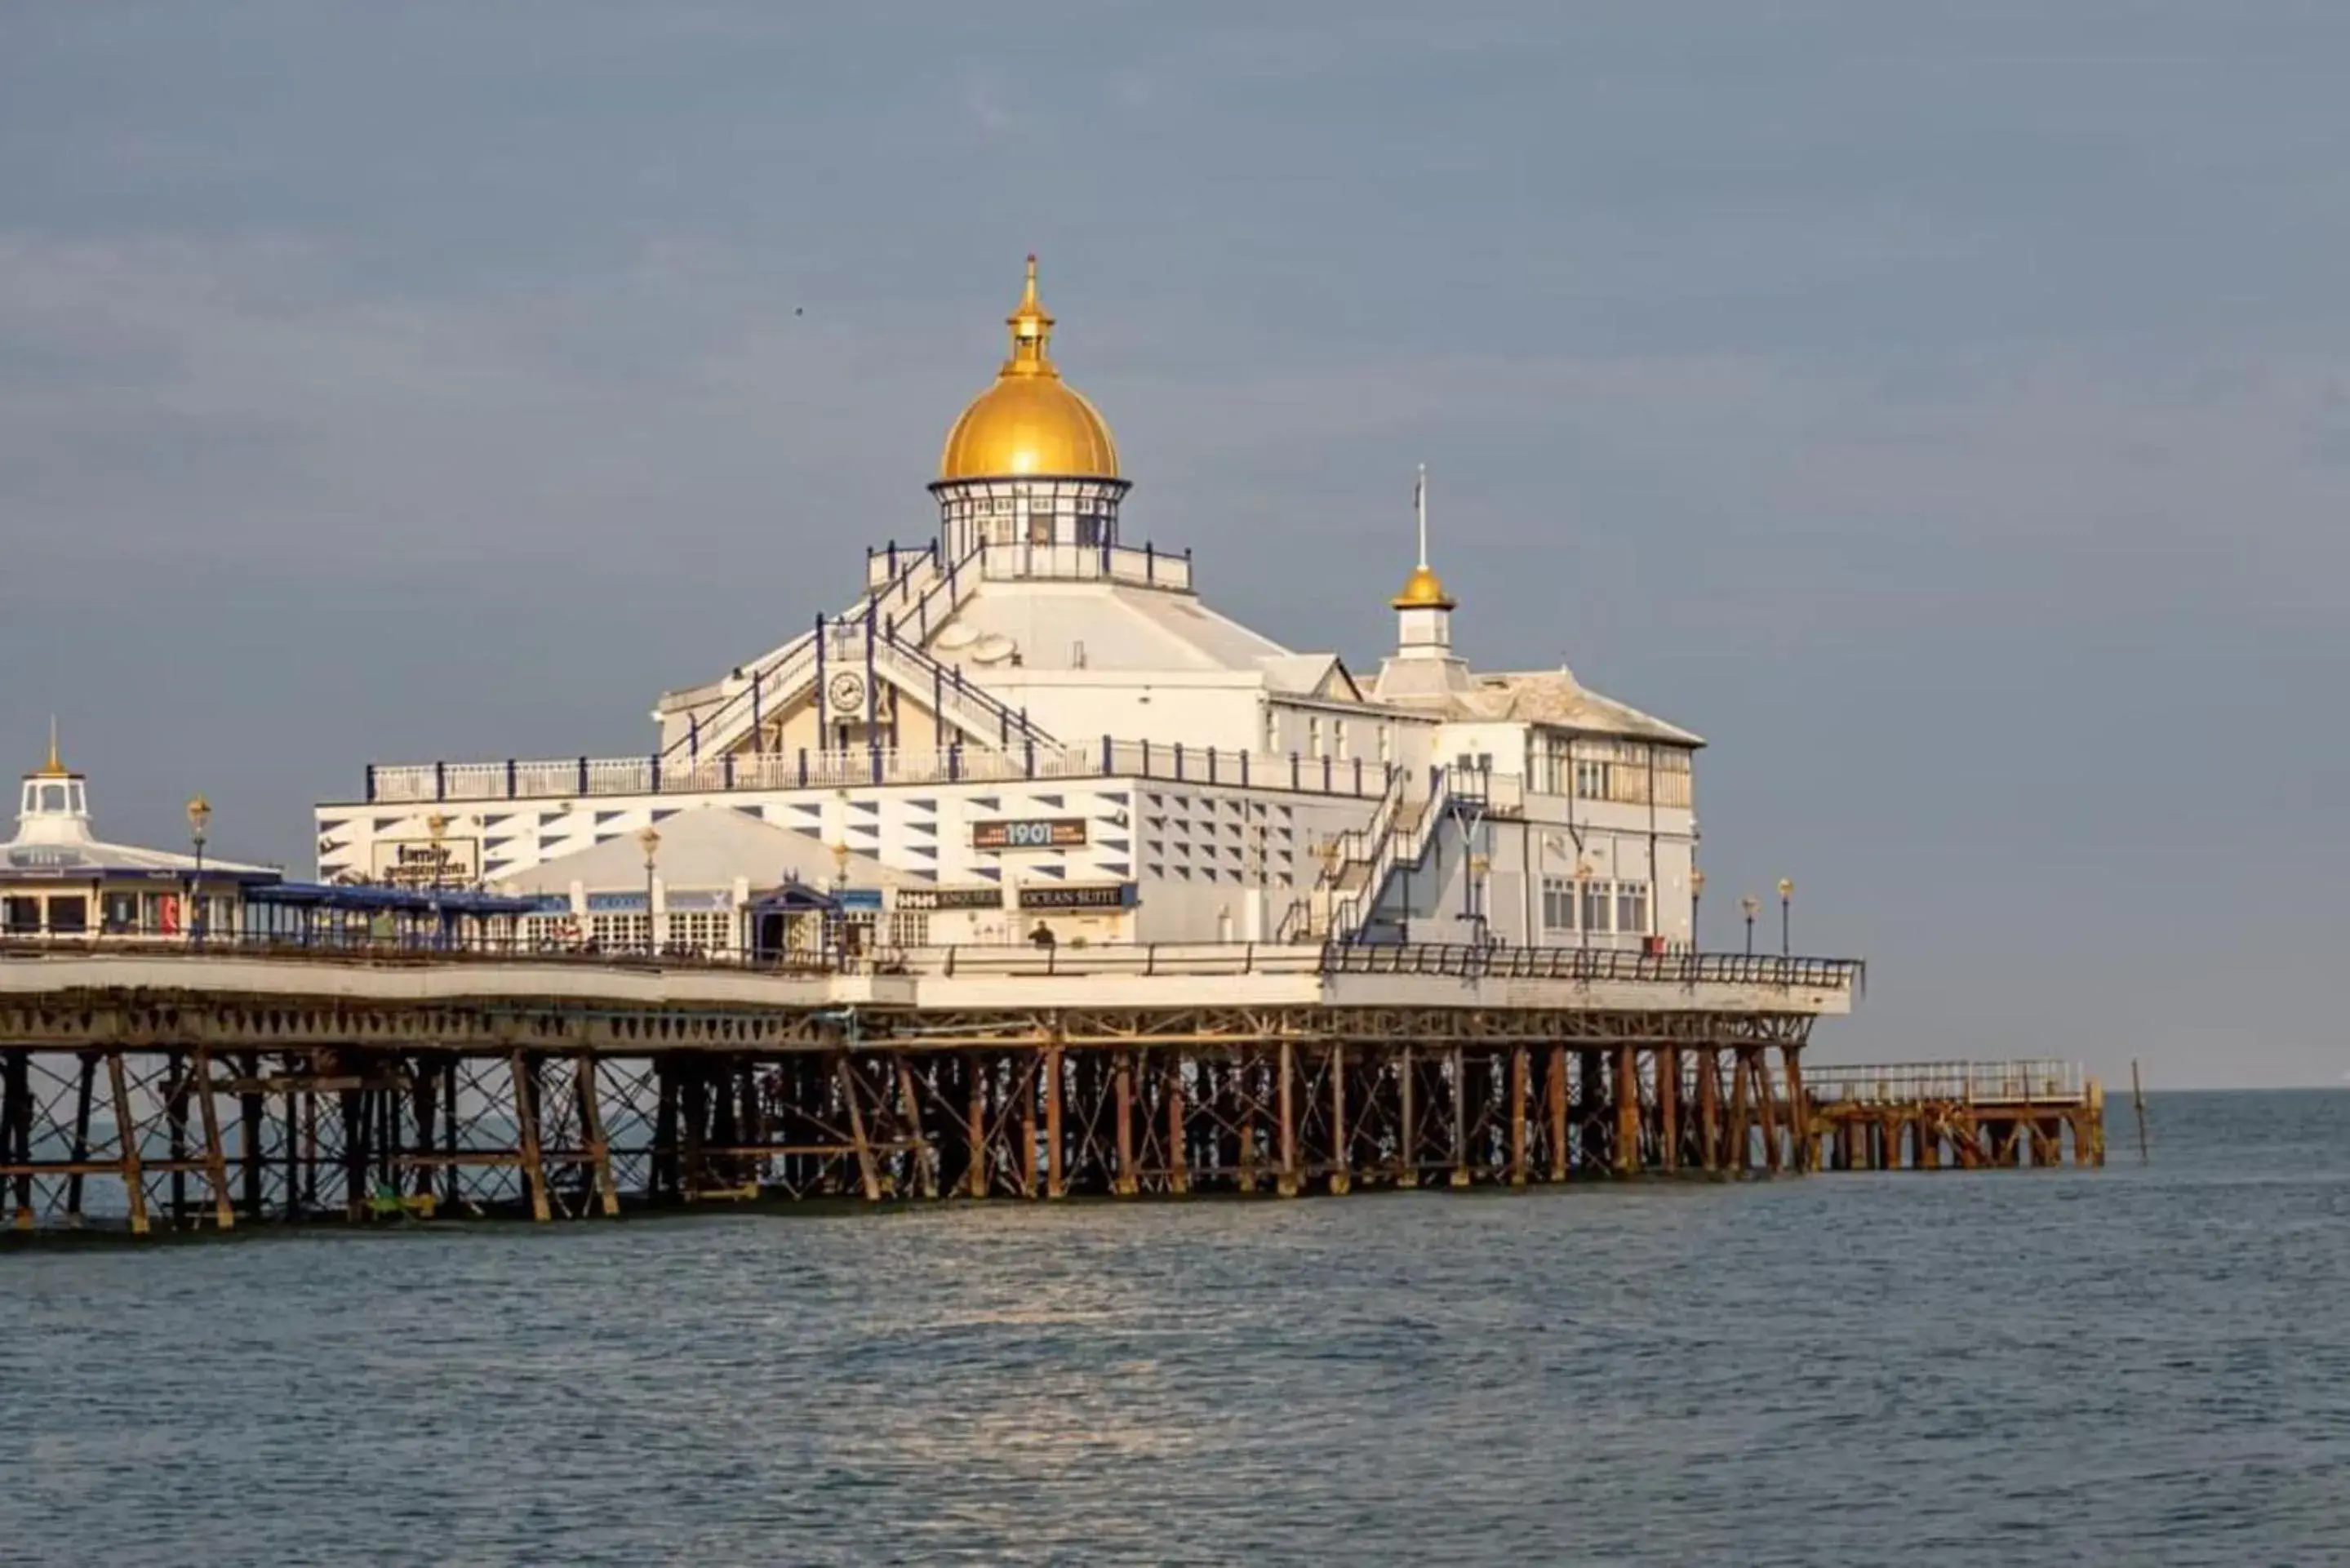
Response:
[0, 937, 2086, 1239]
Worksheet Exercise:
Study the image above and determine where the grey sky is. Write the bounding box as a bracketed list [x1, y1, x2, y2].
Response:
[2, 2, 2343, 1087]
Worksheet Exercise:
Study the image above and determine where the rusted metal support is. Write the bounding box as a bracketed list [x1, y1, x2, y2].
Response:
[966, 1050, 988, 1199]
[1508, 1043, 1528, 1188]
[1166, 1054, 1189, 1194]
[192, 1046, 234, 1230]
[1780, 1045, 1807, 1171]
[102, 1050, 148, 1235]
[1397, 1043, 1419, 1188]
[1696, 1046, 1721, 1173]
[1276, 1037, 1299, 1197]
[510, 1050, 552, 1223]
[1727, 1046, 1753, 1174]
[1019, 1050, 1040, 1198]
[1044, 1037, 1065, 1200]
[64, 1051, 97, 1224]
[1612, 1042, 1638, 1178]
[1754, 1050, 1783, 1174]
[576, 1053, 620, 1216]
[1547, 1043, 1567, 1182]
[1658, 1044, 1680, 1173]
[1329, 1042, 1350, 1195]
[1448, 1044, 1470, 1188]
[1113, 1049, 1137, 1196]
[835, 1054, 882, 1202]
[896, 1056, 935, 1198]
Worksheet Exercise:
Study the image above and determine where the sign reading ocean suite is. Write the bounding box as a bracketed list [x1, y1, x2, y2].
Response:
[971, 818, 1087, 851]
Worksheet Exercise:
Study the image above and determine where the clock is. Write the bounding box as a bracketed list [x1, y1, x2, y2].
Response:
[827, 671, 867, 715]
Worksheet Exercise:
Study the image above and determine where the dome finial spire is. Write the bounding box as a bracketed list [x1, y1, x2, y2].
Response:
[1392, 465, 1455, 610]
[37, 716, 65, 778]
[1003, 252, 1056, 376]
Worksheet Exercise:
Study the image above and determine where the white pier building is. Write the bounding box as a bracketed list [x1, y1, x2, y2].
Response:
[319, 260, 1704, 957]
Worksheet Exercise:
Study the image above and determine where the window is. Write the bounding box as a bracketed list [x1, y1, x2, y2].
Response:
[1378, 726, 1393, 766]
[886, 909, 931, 950]
[1541, 875, 1575, 931]
[1308, 717, 1325, 759]
[47, 895, 87, 935]
[1580, 879, 1611, 934]
[102, 891, 139, 932]
[2, 896, 38, 934]
[1575, 759, 1613, 800]
[1264, 706, 1281, 753]
[1335, 721, 1349, 761]
[667, 910, 735, 955]
[37, 784, 65, 813]
[1615, 881, 1650, 936]
[588, 913, 650, 950]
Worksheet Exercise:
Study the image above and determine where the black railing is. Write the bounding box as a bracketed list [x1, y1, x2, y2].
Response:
[1317, 942, 1865, 992]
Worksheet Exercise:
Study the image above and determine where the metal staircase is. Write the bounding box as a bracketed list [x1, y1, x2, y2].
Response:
[660, 545, 1058, 765]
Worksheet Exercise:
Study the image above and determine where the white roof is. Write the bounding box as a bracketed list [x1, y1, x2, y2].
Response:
[491, 805, 901, 895]
[929, 582, 1293, 674]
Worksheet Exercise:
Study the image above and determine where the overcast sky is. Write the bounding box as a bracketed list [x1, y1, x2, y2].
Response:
[2, 2, 2343, 1087]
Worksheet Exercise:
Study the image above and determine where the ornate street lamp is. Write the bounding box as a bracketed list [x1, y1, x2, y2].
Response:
[1778, 877, 1795, 957]
[636, 824, 662, 955]
[184, 794, 211, 943]
[1689, 864, 1705, 950]
[1575, 862, 1593, 953]
[1739, 894, 1761, 957]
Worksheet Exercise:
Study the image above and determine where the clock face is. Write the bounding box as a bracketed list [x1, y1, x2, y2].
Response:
[828, 671, 866, 714]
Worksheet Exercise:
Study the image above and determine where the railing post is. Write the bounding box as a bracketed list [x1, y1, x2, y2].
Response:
[688, 712, 700, 762]
[1208, 746, 1217, 784]
[1145, 540, 1155, 584]
[948, 743, 961, 783]
[649, 754, 661, 793]
[1323, 756, 1332, 793]
[1184, 544, 1193, 587]
[1024, 737, 1036, 777]
[1101, 735, 1112, 773]
[1291, 753, 1300, 791]
[1142, 738, 1152, 775]
[578, 756, 589, 795]
[797, 748, 808, 788]
[1353, 757, 1362, 794]
[364, 763, 377, 803]
[1174, 742, 1184, 780]
[869, 745, 882, 784]
[505, 758, 518, 799]
[433, 761, 446, 802]
[723, 753, 735, 790]
[1240, 751, 1249, 788]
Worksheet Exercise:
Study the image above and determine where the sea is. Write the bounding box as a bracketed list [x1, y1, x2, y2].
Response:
[2, 1090, 2344, 1566]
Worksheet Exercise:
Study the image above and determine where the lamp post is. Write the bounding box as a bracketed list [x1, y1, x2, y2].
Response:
[425, 812, 449, 950]
[1688, 864, 1705, 951]
[1778, 877, 1794, 957]
[636, 824, 661, 956]
[1739, 895, 1760, 957]
[184, 794, 211, 944]
[1575, 862, 1593, 953]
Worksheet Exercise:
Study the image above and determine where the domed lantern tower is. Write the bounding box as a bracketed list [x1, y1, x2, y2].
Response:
[930, 255, 1130, 563]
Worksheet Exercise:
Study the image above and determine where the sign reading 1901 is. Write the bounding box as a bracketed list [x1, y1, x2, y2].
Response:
[972, 817, 1088, 851]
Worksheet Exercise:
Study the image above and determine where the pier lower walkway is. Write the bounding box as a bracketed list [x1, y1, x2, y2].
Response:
[1804, 1060, 2104, 1170]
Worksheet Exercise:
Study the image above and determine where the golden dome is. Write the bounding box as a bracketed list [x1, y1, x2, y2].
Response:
[939, 256, 1120, 482]
[1392, 564, 1455, 611]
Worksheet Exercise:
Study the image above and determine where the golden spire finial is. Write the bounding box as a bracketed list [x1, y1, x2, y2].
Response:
[1003, 252, 1057, 378]
[35, 717, 68, 778]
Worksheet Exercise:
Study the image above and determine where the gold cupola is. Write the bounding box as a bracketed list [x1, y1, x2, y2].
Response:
[938, 255, 1121, 482]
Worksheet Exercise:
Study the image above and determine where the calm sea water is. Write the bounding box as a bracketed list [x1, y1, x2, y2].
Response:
[3, 1090, 2346, 1566]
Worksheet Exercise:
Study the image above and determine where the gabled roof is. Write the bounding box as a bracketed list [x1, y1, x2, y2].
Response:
[1256, 653, 1365, 704]
[490, 805, 900, 895]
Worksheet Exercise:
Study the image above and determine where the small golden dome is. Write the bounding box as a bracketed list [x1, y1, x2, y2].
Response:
[939, 256, 1120, 482]
[1392, 564, 1455, 611]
